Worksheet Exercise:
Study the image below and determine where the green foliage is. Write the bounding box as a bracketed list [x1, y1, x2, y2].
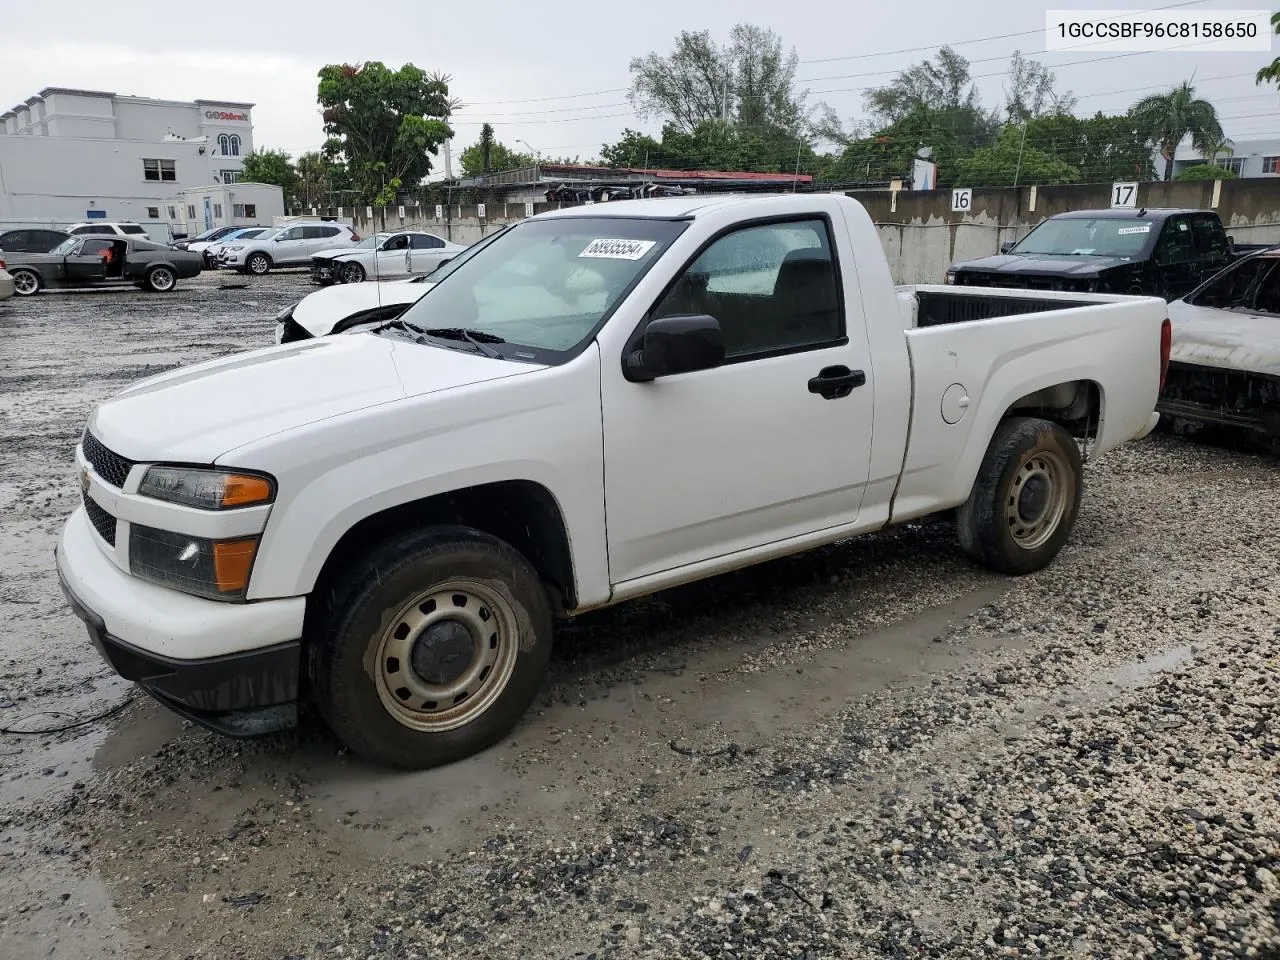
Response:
[293, 151, 350, 208]
[460, 125, 536, 177]
[1130, 81, 1224, 181]
[1021, 112, 1154, 182]
[1256, 12, 1280, 87]
[317, 61, 456, 201]
[600, 120, 817, 175]
[954, 125, 1079, 186]
[1175, 164, 1238, 181]
[239, 148, 299, 204]
[822, 105, 1001, 188]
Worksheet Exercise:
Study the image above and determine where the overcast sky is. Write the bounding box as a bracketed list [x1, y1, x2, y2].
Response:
[2, 0, 1277, 170]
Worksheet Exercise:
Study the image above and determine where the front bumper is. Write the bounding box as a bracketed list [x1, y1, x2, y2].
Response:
[311, 259, 337, 284]
[54, 508, 305, 737]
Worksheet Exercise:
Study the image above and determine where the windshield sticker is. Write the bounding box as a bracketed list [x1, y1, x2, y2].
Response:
[1117, 225, 1151, 235]
[579, 238, 657, 260]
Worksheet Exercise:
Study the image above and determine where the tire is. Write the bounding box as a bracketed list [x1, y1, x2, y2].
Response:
[955, 417, 1083, 576]
[145, 265, 176, 292]
[308, 526, 553, 770]
[339, 261, 366, 284]
[246, 253, 271, 275]
[11, 268, 40, 296]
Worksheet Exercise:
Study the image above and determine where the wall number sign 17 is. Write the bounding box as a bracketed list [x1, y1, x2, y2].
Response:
[1111, 182, 1138, 209]
[951, 188, 973, 212]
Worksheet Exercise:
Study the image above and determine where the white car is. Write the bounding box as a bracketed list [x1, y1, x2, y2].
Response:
[310, 231, 466, 285]
[66, 221, 149, 238]
[189, 227, 267, 266]
[276, 226, 513, 342]
[1159, 248, 1280, 445]
[56, 193, 1168, 770]
[0, 257, 14, 301]
[219, 222, 360, 275]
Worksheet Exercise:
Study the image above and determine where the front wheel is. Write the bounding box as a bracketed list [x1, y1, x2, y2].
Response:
[145, 265, 176, 292]
[956, 417, 1083, 576]
[246, 253, 271, 275]
[11, 268, 40, 296]
[308, 526, 553, 770]
[339, 261, 366, 284]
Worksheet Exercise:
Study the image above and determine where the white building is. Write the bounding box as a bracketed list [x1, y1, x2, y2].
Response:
[0, 87, 257, 233]
[1153, 135, 1280, 179]
[177, 182, 284, 236]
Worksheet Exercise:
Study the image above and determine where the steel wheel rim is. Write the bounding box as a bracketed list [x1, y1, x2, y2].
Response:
[1005, 449, 1069, 551]
[13, 271, 37, 295]
[249, 256, 268, 274]
[373, 579, 519, 733]
[151, 268, 174, 290]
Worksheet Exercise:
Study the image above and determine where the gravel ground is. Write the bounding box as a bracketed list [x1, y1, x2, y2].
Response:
[0, 274, 1277, 960]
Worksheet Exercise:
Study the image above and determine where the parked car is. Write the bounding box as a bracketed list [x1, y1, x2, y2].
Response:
[0, 227, 71, 254]
[946, 209, 1270, 301]
[55, 193, 1168, 769]
[0, 257, 14, 301]
[278, 227, 514, 342]
[218, 222, 360, 275]
[173, 225, 244, 251]
[1157, 247, 1280, 447]
[66, 221, 150, 238]
[310, 230, 467, 285]
[194, 227, 267, 267]
[6, 234, 203, 295]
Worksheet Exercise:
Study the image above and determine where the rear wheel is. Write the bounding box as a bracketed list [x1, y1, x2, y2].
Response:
[956, 417, 1083, 575]
[308, 526, 553, 770]
[145, 265, 176, 292]
[339, 261, 366, 284]
[246, 253, 271, 275]
[11, 268, 40, 296]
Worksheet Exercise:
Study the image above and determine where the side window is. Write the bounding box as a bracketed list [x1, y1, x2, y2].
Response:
[2, 231, 29, 250]
[1190, 215, 1228, 260]
[301, 226, 325, 239]
[279, 227, 304, 241]
[1250, 262, 1280, 315]
[412, 234, 444, 249]
[383, 234, 409, 250]
[322, 226, 341, 238]
[1155, 218, 1195, 265]
[1191, 258, 1270, 308]
[79, 239, 113, 257]
[650, 218, 842, 360]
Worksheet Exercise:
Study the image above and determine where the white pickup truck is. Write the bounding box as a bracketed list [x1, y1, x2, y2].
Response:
[55, 194, 1170, 769]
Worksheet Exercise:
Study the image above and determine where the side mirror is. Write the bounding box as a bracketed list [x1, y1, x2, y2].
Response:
[1000, 240, 1016, 254]
[623, 314, 725, 382]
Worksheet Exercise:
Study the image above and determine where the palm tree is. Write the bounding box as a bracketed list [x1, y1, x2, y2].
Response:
[1130, 81, 1224, 181]
[1203, 135, 1234, 169]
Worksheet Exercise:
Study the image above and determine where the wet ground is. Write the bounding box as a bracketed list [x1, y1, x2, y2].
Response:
[0, 273, 1277, 959]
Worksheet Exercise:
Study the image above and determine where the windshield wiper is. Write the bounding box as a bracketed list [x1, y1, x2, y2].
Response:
[419, 327, 505, 358]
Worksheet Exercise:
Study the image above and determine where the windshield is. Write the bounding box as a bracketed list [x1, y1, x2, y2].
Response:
[246, 228, 280, 243]
[394, 217, 687, 360]
[51, 236, 81, 255]
[1012, 218, 1155, 258]
[352, 234, 391, 250]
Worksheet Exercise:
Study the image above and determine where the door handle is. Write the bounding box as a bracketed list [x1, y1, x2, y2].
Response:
[807, 365, 866, 400]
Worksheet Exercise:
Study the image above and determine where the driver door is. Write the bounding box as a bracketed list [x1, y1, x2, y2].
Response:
[375, 234, 411, 277]
[600, 216, 876, 584]
[63, 239, 109, 282]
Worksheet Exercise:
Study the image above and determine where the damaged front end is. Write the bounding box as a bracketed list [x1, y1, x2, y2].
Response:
[1157, 361, 1280, 448]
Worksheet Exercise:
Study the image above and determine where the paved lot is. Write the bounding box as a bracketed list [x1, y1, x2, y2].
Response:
[0, 275, 1277, 960]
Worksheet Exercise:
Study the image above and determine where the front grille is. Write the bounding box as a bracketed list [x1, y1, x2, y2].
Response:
[82, 492, 117, 546]
[81, 431, 134, 488]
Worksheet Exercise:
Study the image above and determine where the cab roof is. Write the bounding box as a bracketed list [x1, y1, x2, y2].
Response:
[1050, 208, 1213, 220]
[534, 194, 808, 220]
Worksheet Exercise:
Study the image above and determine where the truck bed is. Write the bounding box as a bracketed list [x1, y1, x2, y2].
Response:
[896, 285, 1141, 329]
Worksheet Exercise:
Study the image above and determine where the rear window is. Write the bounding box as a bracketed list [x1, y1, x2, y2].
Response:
[71, 225, 112, 235]
[120, 225, 147, 235]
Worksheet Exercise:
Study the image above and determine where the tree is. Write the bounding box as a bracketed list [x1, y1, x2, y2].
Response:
[626, 24, 808, 135]
[1022, 112, 1154, 182]
[1201, 135, 1234, 167]
[459, 125, 535, 177]
[317, 61, 457, 203]
[1130, 81, 1223, 181]
[240, 148, 299, 205]
[1256, 12, 1280, 88]
[1004, 51, 1076, 122]
[600, 120, 819, 175]
[955, 124, 1079, 186]
[863, 47, 991, 127]
[1175, 163, 1238, 181]
[293, 151, 350, 209]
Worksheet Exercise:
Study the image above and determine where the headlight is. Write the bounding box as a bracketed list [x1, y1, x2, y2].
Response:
[130, 526, 259, 601]
[945, 271, 957, 285]
[227, 245, 245, 252]
[138, 466, 275, 510]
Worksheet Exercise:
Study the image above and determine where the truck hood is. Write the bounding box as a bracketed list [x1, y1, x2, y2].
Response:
[954, 253, 1132, 277]
[1167, 299, 1280, 376]
[88, 332, 541, 464]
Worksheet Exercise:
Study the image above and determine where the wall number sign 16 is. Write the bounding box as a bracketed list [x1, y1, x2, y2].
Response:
[1111, 183, 1138, 209]
[951, 188, 973, 212]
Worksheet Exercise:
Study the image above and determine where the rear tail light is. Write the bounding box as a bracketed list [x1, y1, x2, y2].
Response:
[1158, 317, 1172, 392]
[351, 232, 361, 242]
[0, 257, 6, 270]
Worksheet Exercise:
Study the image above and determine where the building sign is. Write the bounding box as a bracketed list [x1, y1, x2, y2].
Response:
[205, 110, 250, 121]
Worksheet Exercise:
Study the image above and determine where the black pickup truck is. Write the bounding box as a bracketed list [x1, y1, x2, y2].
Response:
[946, 208, 1271, 301]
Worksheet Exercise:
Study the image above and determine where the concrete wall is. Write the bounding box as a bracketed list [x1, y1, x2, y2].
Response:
[297, 178, 1280, 283]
